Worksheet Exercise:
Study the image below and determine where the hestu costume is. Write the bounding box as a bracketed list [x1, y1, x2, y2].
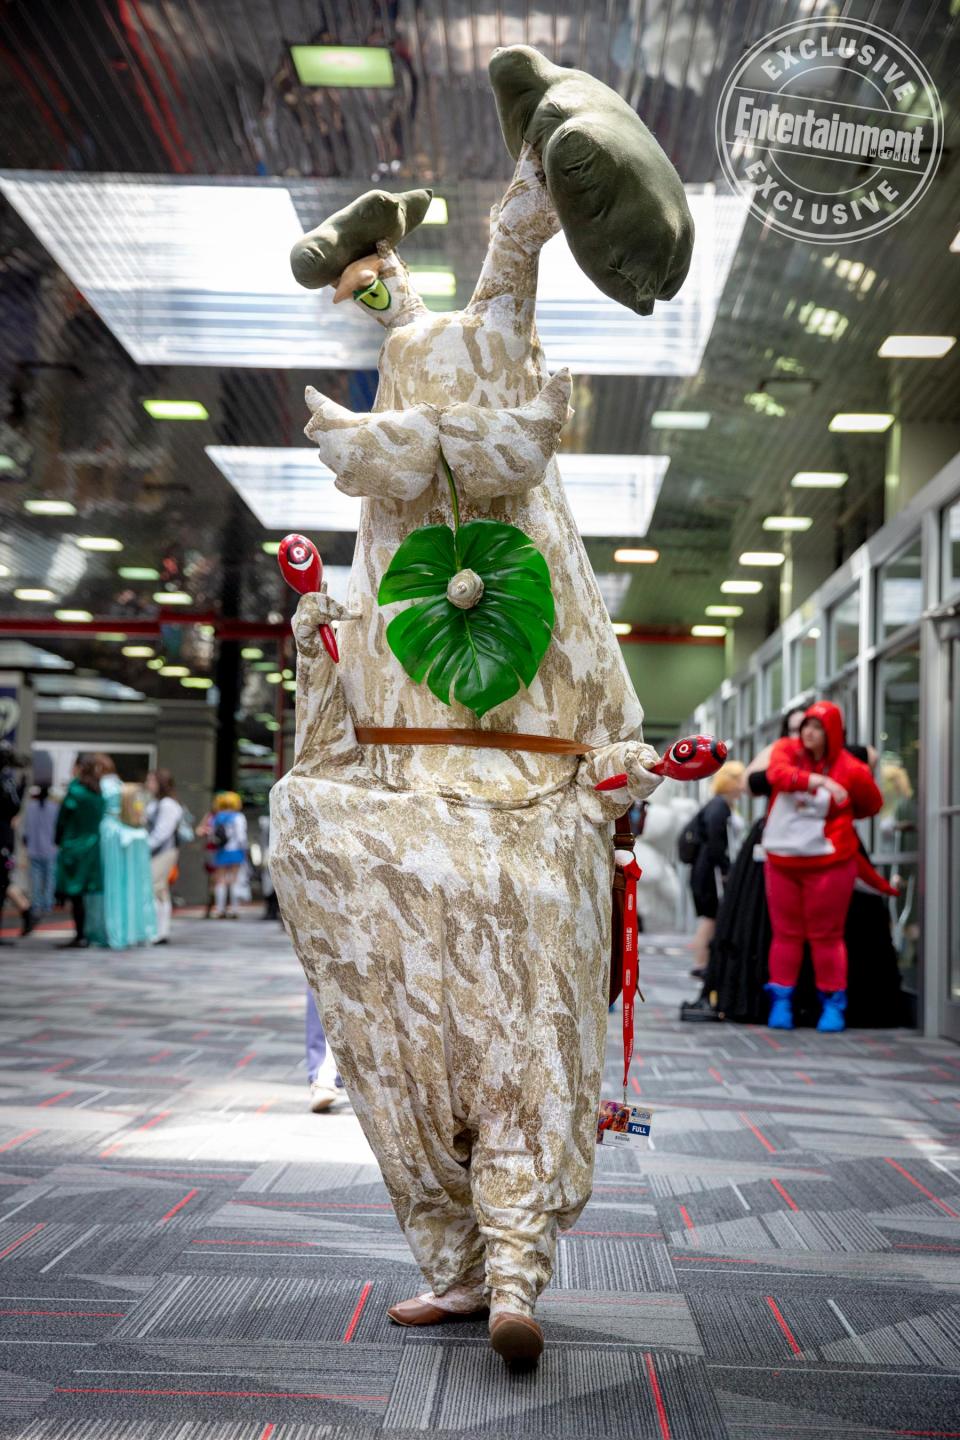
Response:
[269, 45, 694, 1349]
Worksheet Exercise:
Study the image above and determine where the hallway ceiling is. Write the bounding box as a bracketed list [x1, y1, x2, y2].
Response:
[1, 0, 959, 725]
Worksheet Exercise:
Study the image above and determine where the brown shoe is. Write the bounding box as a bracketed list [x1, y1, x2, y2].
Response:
[387, 1295, 488, 1327]
[489, 1311, 544, 1367]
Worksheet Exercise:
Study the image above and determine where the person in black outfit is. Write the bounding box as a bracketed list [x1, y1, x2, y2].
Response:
[0, 742, 33, 944]
[688, 762, 747, 978]
[681, 709, 908, 1026]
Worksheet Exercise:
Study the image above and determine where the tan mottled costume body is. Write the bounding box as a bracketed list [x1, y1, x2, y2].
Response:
[270, 151, 662, 1319]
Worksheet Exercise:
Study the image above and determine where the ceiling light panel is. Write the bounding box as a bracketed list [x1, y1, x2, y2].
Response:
[0, 175, 748, 376]
[208, 448, 669, 541]
[791, 471, 847, 488]
[878, 335, 956, 359]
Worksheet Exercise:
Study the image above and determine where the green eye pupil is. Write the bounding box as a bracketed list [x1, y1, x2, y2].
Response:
[354, 279, 391, 311]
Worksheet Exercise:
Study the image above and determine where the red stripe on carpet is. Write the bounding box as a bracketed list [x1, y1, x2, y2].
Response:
[0, 1128, 40, 1153]
[159, 1188, 198, 1223]
[0, 1222, 46, 1259]
[770, 1178, 799, 1211]
[56, 1386, 389, 1400]
[342, 1280, 373, 1342]
[739, 1113, 777, 1153]
[765, 1295, 802, 1357]
[884, 1157, 960, 1217]
[37, 1090, 74, 1107]
[644, 1351, 671, 1440]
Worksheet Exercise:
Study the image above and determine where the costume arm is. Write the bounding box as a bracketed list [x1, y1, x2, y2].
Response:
[577, 738, 664, 823]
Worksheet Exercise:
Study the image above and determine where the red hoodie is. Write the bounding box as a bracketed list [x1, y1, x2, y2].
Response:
[764, 701, 883, 870]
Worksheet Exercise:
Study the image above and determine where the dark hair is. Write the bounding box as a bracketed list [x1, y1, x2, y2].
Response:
[36, 783, 50, 806]
[780, 707, 807, 737]
[75, 755, 101, 791]
[152, 768, 176, 799]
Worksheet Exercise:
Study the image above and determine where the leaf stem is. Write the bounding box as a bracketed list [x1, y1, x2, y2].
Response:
[440, 452, 461, 536]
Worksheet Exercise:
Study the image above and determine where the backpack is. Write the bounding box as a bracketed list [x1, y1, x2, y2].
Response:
[677, 812, 703, 865]
[213, 819, 230, 849]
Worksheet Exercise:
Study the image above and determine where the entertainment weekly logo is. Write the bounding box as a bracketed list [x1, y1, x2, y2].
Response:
[716, 18, 942, 244]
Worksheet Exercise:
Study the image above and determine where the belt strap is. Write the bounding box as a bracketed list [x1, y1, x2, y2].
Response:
[355, 725, 593, 756]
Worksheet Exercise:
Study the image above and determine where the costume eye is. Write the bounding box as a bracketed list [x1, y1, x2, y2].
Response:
[355, 279, 391, 311]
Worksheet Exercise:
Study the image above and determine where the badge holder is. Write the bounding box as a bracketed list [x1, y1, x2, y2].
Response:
[597, 844, 653, 1147]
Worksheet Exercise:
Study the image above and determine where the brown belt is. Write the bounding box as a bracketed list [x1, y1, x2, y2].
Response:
[355, 725, 593, 756]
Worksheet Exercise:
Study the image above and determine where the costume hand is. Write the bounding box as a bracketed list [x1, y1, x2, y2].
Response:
[292, 589, 349, 657]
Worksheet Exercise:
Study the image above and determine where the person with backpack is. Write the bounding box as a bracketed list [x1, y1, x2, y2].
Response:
[0, 742, 32, 941]
[684, 761, 747, 979]
[207, 791, 247, 919]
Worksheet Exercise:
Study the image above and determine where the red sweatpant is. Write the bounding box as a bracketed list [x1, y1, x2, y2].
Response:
[765, 858, 857, 992]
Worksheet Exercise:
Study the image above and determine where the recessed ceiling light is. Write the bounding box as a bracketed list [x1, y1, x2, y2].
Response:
[791, 471, 848, 488]
[181, 676, 213, 689]
[290, 44, 395, 88]
[143, 399, 209, 421]
[649, 411, 711, 430]
[153, 591, 192, 605]
[282, 668, 293, 680]
[261, 541, 281, 556]
[147, 657, 166, 670]
[118, 566, 161, 581]
[409, 268, 457, 298]
[692, 624, 726, 637]
[282, 679, 297, 692]
[721, 579, 763, 594]
[24, 499, 76, 516]
[613, 548, 659, 564]
[0, 455, 18, 472]
[763, 516, 812, 531]
[253, 660, 277, 672]
[706, 604, 743, 617]
[878, 335, 956, 359]
[951, 229, 960, 254]
[0, 564, 9, 578]
[265, 719, 280, 732]
[122, 645, 154, 658]
[159, 665, 190, 677]
[266, 671, 283, 683]
[95, 632, 127, 641]
[76, 536, 123, 552]
[611, 622, 632, 635]
[807, 627, 822, 640]
[423, 197, 448, 225]
[14, 587, 55, 601]
[739, 551, 785, 566]
[241, 647, 263, 660]
[54, 608, 92, 621]
[828, 412, 894, 432]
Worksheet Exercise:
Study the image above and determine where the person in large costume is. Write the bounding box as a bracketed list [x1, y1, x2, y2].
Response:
[269, 45, 694, 1367]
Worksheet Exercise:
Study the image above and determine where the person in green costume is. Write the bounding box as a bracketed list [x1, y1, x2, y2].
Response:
[54, 755, 105, 950]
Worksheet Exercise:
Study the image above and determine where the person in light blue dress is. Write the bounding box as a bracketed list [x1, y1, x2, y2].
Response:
[88, 758, 156, 949]
[206, 791, 248, 919]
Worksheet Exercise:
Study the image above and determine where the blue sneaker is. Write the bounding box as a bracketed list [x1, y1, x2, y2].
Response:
[765, 982, 795, 1030]
[817, 990, 847, 1033]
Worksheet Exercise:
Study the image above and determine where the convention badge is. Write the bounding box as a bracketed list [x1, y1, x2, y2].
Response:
[596, 1100, 653, 1147]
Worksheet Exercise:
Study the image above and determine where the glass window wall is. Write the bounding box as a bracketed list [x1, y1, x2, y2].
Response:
[945, 500, 960, 598]
[878, 537, 923, 641]
[829, 587, 860, 671]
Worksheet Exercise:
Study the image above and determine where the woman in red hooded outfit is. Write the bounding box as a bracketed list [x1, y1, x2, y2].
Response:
[763, 701, 883, 1032]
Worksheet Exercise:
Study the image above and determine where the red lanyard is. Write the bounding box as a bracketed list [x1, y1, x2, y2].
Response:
[619, 856, 643, 1101]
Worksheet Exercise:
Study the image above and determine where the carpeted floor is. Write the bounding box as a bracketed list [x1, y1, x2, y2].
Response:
[1, 914, 959, 1439]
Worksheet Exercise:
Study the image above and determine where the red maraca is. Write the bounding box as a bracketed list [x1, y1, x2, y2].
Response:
[594, 734, 728, 792]
[277, 533, 339, 664]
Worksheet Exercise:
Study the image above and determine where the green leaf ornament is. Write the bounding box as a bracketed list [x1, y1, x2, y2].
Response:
[377, 515, 555, 718]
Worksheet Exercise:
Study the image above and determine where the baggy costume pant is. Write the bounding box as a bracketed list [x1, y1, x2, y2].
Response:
[268, 597, 652, 1317]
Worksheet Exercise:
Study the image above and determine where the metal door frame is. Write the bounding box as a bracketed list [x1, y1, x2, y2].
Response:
[924, 610, 960, 1041]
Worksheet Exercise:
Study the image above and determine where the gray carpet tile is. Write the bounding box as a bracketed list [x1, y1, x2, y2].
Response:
[0, 914, 959, 1438]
